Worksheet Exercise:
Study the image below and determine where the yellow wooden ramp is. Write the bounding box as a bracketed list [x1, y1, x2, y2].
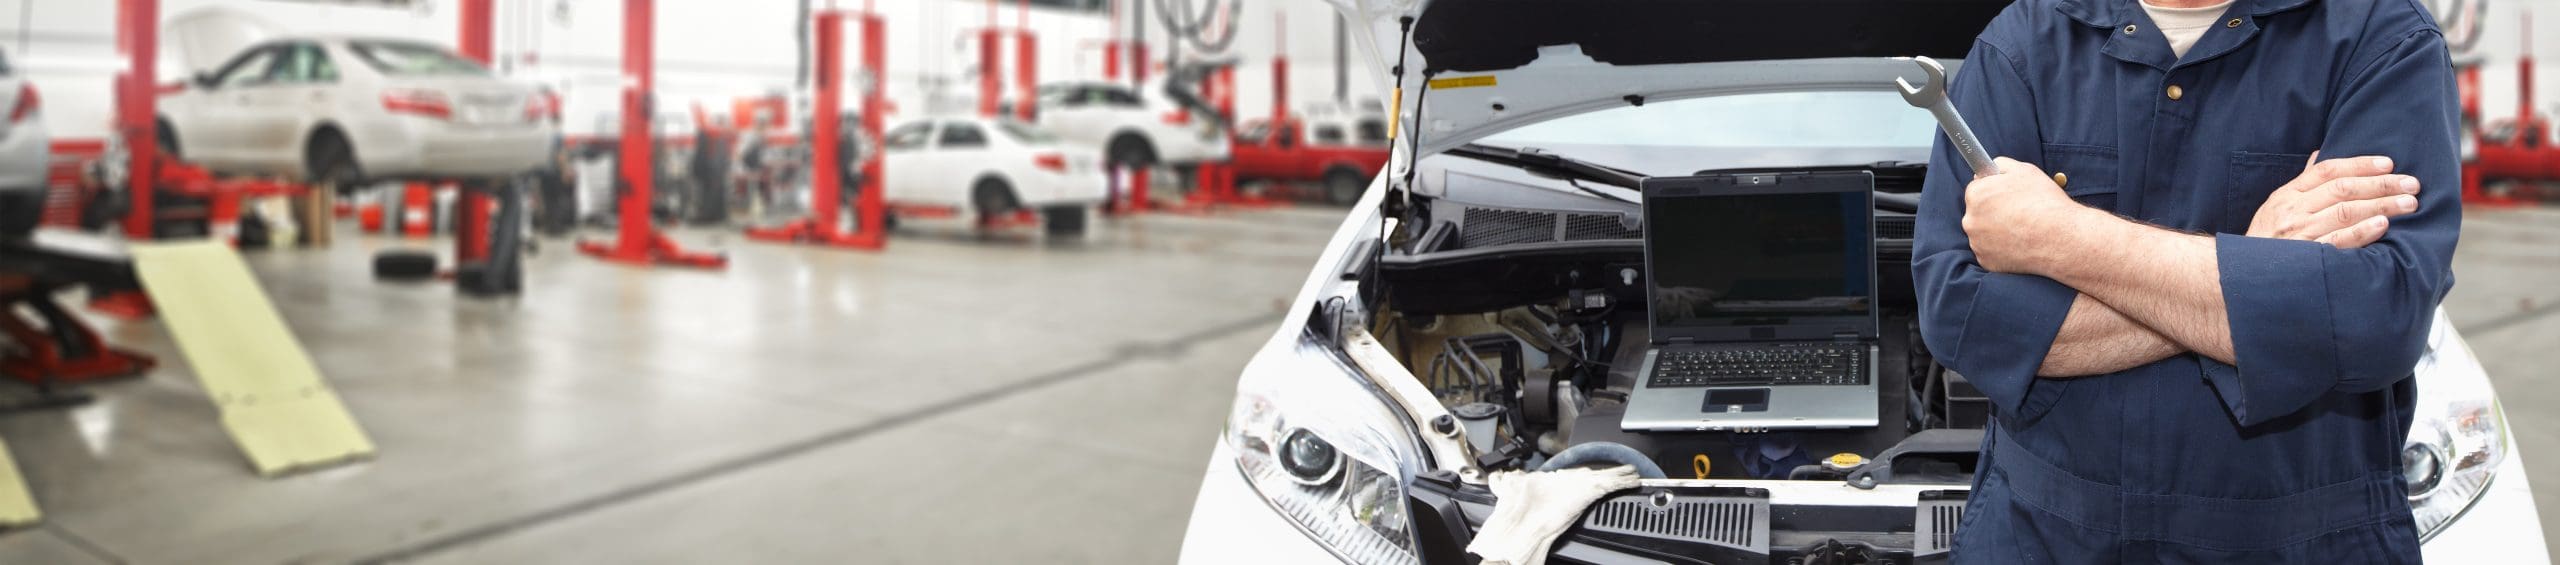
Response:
[131, 241, 373, 476]
[0, 438, 38, 527]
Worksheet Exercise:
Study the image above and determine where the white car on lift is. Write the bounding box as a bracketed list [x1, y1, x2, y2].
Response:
[156, 9, 555, 192]
[1030, 80, 1230, 172]
[1179, 0, 2545, 563]
[878, 116, 1103, 236]
[0, 46, 44, 200]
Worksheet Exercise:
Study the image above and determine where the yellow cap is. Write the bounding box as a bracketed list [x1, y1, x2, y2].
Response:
[1827, 452, 1866, 468]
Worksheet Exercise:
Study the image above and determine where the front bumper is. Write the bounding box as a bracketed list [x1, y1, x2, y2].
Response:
[1184, 435, 2552, 564]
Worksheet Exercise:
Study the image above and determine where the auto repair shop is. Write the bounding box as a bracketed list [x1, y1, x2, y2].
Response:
[0, 0, 2553, 563]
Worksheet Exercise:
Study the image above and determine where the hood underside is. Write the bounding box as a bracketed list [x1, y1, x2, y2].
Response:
[1329, 0, 2007, 160]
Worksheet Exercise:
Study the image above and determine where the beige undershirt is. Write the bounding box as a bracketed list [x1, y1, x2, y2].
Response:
[2142, 0, 2238, 59]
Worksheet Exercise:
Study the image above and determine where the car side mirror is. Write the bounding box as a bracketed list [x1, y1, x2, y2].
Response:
[192, 72, 218, 90]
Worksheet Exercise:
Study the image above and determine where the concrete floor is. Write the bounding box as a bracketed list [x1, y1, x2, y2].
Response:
[0, 206, 1349, 564]
[0, 202, 2551, 563]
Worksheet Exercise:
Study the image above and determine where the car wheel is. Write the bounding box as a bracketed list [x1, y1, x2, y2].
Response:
[372, 250, 437, 281]
[972, 178, 1018, 227]
[307, 132, 363, 197]
[1041, 204, 1087, 237]
[1107, 134, 1157, 170]
[1323, 168, 1366, 206]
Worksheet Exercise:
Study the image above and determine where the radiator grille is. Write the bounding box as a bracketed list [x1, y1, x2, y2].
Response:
[1914, 497, 1966, 555]
[1878, 215, 1915, 239]
[1582, 493, 1769, 551]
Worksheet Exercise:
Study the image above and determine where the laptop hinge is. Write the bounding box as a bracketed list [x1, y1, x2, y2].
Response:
[1832, 331, 1862, 342]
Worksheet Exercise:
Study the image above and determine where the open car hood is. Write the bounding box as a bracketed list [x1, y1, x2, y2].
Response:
[1326, 0, 2006, 157]
[167, 6, 282, 74]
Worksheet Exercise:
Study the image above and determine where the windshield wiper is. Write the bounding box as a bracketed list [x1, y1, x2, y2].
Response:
[1447, 144, 1647, 203]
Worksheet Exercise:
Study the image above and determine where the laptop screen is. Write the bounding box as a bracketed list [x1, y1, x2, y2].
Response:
[1644, 183, 1873, 331]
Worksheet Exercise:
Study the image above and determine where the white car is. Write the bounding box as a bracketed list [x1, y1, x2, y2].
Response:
[1029, 81, 1229, 171]
[0, 46, 44, 200]
[1178, 1, 2545, 563]
[157, 9, 555, 192]
[878, 116, 1103, 235]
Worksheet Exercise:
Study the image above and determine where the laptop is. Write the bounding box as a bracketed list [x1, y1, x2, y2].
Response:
[1619, 171, 1882, 432]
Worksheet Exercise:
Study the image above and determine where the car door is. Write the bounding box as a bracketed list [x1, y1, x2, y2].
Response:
[924, 121, 996, 208]
[1032, 86, 1101, 143]
[238, 42, 334, 173]
[877, 121, 935, 204]
[173, 44, 283, 168]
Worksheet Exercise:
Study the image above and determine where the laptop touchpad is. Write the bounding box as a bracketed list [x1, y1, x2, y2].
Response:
[1703, 388, 1771, 413]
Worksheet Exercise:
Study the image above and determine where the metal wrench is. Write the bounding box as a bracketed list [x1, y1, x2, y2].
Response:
[1894, 56, 2000, 177]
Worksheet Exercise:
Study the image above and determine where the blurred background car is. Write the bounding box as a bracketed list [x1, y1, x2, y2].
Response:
[878, 116, 1101, 235]
[0, 45, 45, 233]
[1029, 80, 1229, 175]
[156, 9, 556, 194]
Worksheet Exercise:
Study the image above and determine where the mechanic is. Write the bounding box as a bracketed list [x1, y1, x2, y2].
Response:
[1910, 0, 2459, 560]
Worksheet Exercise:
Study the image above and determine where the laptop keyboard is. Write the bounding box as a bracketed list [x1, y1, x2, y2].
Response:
[1649, 344, 1869, 388]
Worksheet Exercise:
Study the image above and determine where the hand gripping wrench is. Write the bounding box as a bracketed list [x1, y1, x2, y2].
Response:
[1894, 56, 2000, 177]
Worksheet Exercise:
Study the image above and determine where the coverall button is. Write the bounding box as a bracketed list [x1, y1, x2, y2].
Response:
[2167, 84, 2185, 100]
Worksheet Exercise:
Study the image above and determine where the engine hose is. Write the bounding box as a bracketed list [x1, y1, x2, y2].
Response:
[1540, 442, 1668, 479]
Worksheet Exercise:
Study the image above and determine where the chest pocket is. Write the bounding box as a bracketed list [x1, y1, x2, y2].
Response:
[2224, 151, 2311, 233]
[2041, 144, 2120, 212]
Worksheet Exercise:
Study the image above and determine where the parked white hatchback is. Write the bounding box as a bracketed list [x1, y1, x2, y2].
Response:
[158, 9, 554, 192]
[878, 117, 1103, 235]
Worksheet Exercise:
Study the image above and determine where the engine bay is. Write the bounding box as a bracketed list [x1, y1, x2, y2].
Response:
[1365, 159, 1988, 485]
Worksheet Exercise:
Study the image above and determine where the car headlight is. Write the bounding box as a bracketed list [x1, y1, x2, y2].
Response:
[1228, 336, 1426, 565]
[2405, 309, 2505, 541]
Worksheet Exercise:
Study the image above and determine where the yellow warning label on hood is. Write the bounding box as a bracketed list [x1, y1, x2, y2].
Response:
[1428, 75, 1497, 89]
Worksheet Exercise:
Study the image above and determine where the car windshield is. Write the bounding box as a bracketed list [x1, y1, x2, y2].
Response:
[348, 41, 489, 76]
[995, 121, 1058, 144]
[1477, 90, 1938, 171]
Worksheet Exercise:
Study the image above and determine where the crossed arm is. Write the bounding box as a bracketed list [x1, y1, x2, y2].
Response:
[1915, 33, 2461, 425]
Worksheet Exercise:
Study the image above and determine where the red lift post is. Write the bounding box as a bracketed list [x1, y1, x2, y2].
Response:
[1015, 0, 1038, 123]
[454, 0, 496, 265]
[117, 0, 158, 239]
[980, 0, 1003, 118]
[1104, 0, 1153, 214]
[578, 0, 727, 268]
[743, 4, 887, 249]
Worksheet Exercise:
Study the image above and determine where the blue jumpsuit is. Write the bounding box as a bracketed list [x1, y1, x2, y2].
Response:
[1911, 0, 2460, 561]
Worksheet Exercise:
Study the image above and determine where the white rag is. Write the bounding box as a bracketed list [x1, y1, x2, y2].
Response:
[1465, 466, 1644, 565]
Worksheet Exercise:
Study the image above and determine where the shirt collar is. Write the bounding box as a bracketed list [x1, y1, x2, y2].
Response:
[2057, 0, 2316, 27]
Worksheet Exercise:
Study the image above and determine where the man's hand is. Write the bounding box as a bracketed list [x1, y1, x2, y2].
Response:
[2246, 153, 2422, 248]
[1962, 157, 2102, 275]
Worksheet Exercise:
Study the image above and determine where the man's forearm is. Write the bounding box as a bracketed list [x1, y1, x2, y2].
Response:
[2039, 210, 2238, 364]
[2040, 294, 2186, 377]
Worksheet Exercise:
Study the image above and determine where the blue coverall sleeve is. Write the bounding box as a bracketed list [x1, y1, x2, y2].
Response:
[1912, 41, 2077, 423]
[2203, 30, 2462, 426]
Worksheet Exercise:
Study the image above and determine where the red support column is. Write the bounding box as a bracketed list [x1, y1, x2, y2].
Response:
[578, 0, 726, 267]
[455, 0, 495, 264]
[1014, 1, 1037, 122]
[117, 0, 158, 239]
[745, 8, 880, 249]
[852, 11, 888, 247]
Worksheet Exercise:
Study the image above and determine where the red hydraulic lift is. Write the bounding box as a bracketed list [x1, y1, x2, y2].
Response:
[1015, 0, 1038, 123]
[980, 0, 1004, 118]
[577, 0, 727, 268]
[2463, 12, 2560, 204]
[744, 2, 888, 249]
[1104, 0, 1153, 214]
[116, 0, 157, 239]
[453, 0, 498, 269]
